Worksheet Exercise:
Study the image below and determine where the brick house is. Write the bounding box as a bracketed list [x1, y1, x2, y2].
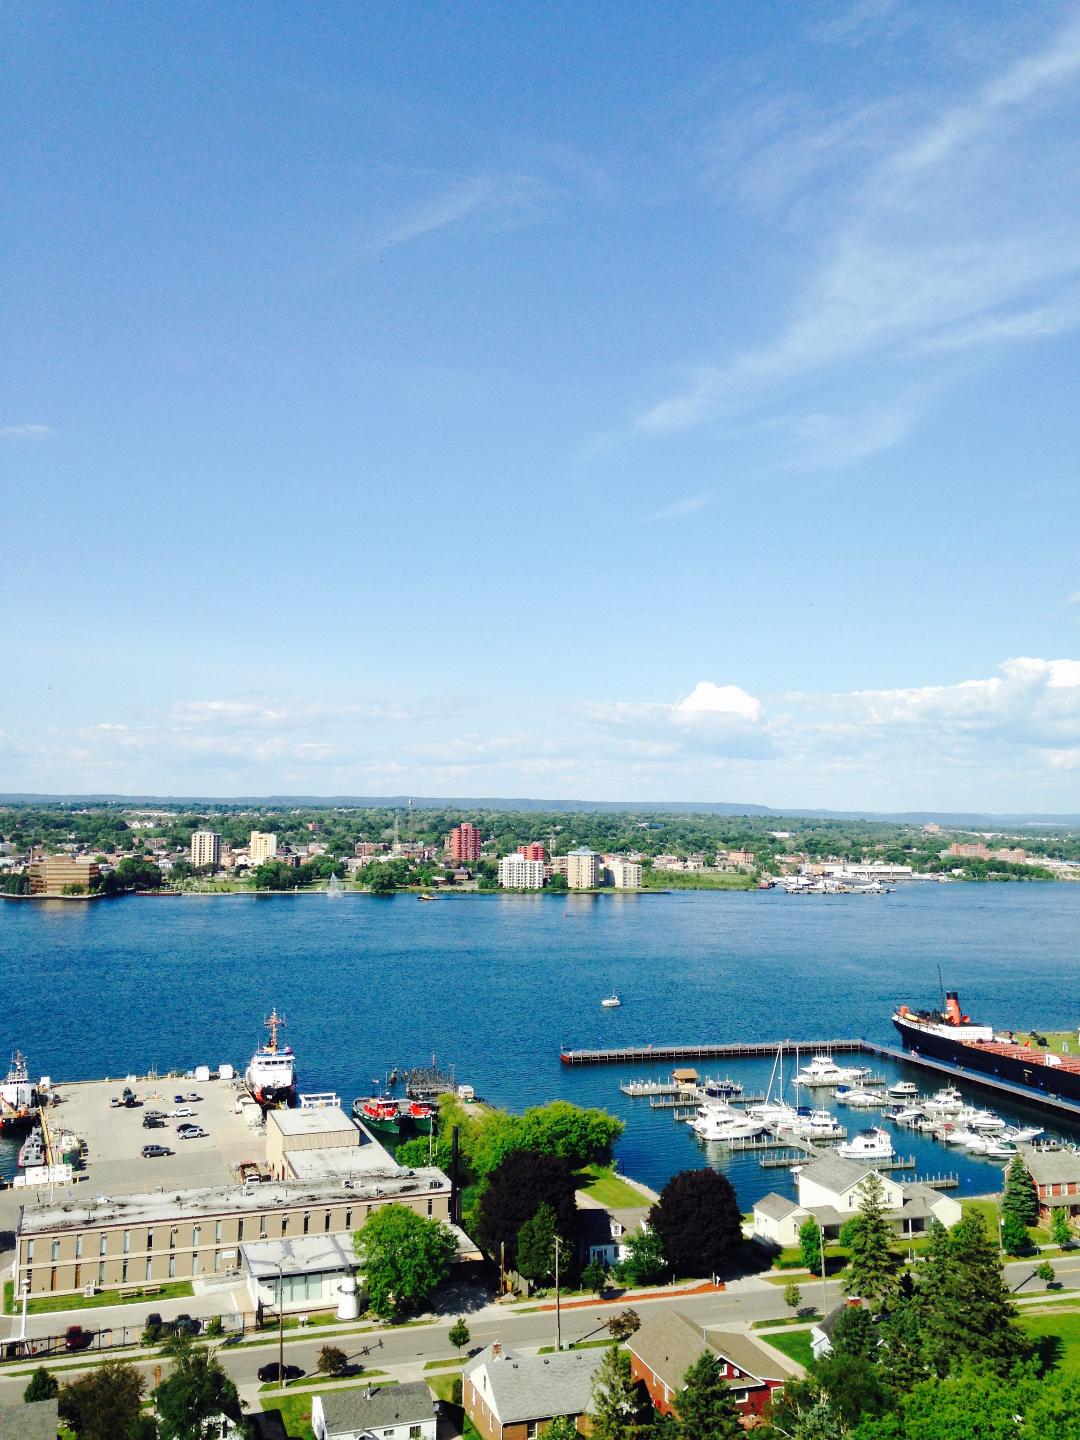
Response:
[1020, 1147, 1080, 1227]
[463, 1343, 603, 1440]
[627, 1310, 785, 1420]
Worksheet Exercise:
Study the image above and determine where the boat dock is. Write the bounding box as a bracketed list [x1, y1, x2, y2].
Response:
[563, 1036, 1080, 1123]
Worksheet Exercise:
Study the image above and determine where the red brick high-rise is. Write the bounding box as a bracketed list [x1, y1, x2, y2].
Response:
[517, 843, 547, 863]
[450, 823, 482, 862]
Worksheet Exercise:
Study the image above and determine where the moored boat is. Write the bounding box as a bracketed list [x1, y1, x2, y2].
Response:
[245, 1009, 297, 1108]
[0, 1050, 40, 1134]
[18, 1127, 45, 1168]
[353, 1096, 401, 1136]
[837, 1126, 894, 1161]
[403, 1099, 435, 1134]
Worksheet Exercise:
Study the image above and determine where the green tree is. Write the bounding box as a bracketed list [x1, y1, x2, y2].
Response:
[784, 1281, 803, 1314]
[853, 1364, 1080, 1440]
[317, 1344, 348, 1376]
[810, 1352, 892, 1430]
[545, 1418, 580, 1440]
[650, 1170, 742, 1279]
[842, 1173, 897, 1310]
[546, 872, 569, 891]
[877, 1295, 927, 1392]
[517, 1202, 560, 1283]
[582, 1258, 608, 1293]
[23, 1366, 59, 1403]
[114, 855, 163, 891]
[607, 1308, 641, 1340]
[1051, 1208, 1072, 1246]
[154, 1336, 246, 1440]
[1000, 1211, 1029, 1256]
[1035, 1259, 1056, 1287]
[1002, 1155, 1039, 1228]
[829, 1305, 877, 1360]
[518, 1101, 624, 1168]
[353, 1204, 457, 1318]
[674, 1351, 742, 1440]
[799, 1218, 823, 1273]
[449, 1316, 471, 1356]
[475, 1151, 578, 1268]
[59, 1359, 148, 1440]
[588, 1345, 652, 1440]
[918, 1212, 1023, 1378]
[365, 865, 396, 894]
[618, 1226, 667, 1285]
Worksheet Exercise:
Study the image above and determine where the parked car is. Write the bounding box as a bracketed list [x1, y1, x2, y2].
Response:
[168, 1107, 194, 1118]
[110, 1097, 121, 1108]
[174, 1314, 201, 1336]
[257, 1362, 304, 1383]
[177, 1126, 207, 1139]
[173, 1094, 185, 1103]
[141, 1144, 173, 1158]
[65, 1326, 93, 1351]
[143, 1117, 166, 1130]
[144, 1312, 164, 1340]
[186, 1093, 202, 1102]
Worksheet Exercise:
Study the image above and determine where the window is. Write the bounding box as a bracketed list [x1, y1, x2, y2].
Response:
[123, 1230, 131, 1254]
[410, 1427, 423, 1439]
[170, 1228, 177, 1250]
[282, 1216, 289, 1235]
[51, 1240, 59, 1262]
[324, 1211, 331, 1232]
[215, 1220, 222, 1242]
[98, 1261, 105, 1284]
[147, 1230, 154, 1250]
[237, 1219, 245, 1241]
[75, 1235, 83, 1259]
[213, 1250, 221, 1273]
[74, 1264, 81, 1288]
[345, 1209, 352, 1230]
[303, 1212, 310, 1235]
[427, 1199, 433, 1216]
[193, 1225, 201, 1248]
[168, 1255, 176, 1279]
[99, 1234, 107, 1256]
[192, 1253, 198, 1276]
[146, 1259, 153, 1282]
[122, 1260, 128, 1282]
[527, 1424, 538, 1439]
[26, 1240, 34, 1262]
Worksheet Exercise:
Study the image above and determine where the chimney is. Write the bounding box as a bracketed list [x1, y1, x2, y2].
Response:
[492, 1340, 502, 1359]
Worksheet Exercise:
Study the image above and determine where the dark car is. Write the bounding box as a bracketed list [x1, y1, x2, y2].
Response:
[141, 1144, 173, 1158]
[257, 1361, 304, 1383]
[174, 1314, 201, 1336]
[65, 1325, 93, 1352]
[143, 1116, 166, 1129]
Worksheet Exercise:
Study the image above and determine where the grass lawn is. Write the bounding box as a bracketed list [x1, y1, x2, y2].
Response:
[641, 870, 755, 891]
[259, 1372, 391, 1394]
[424, 1357, 466, 1370]
[576, 1164, 650, 1209]
[1018, 1307, 1080, 1377]
[760, 1329, 814, 1369]
[3, 1278, 194, 1315]
[428, 1373, 462, 1403]
[258, 1394, 314, 1440]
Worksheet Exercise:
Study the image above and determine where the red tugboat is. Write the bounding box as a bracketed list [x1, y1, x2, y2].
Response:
[352, 1096, 401, 1136]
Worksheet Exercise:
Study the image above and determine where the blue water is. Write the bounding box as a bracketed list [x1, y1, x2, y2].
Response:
[3, 885, 1079, 1208]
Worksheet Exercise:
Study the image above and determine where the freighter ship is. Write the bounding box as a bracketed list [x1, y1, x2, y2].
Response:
[893, 991, 1080, 1104]
[244, 1009, 297, 1107]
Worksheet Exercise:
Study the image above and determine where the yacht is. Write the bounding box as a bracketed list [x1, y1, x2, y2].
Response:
[834, 1085, 883, 1108]
[967, 1110, 1006, 1131]
[885, 1080, 919, 1099]
[601, 994, 621, 1009]
[787, 1107, 844, 1139]
[244, 1009, 297, 1107]
[747, 1099, 800, 1125]
[942, 1127, 986, 1150]
[793, 1054, 871, 1088]
[702, 1077, 743, 1099]
[1002, 1124, 1043, 1144]
[923, 1086, 965, 1115]
[982, 1138, 1017, 1159]
[689, 1109, 764, 1142]
[837, 1127, 895, 1162]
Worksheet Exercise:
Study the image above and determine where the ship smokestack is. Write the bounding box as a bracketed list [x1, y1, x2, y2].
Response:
[945, 991, 962, 1025]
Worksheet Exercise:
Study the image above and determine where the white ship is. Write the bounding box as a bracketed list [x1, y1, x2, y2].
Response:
[1, 1050, 40, 1133]
[245, 1009, 297, 1107]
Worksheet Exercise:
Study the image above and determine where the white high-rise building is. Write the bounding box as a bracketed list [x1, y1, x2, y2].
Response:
[190, 831, 221, 868]
[497, 855, 546, 890]
[250, 831, 279, 864]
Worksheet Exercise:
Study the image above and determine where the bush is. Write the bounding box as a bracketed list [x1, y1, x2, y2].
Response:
[450, 1376, 463, 1406]
[23, 1367, 59, 1403]
[204, 1316, 223, 1337]
[318, 1344, 349, 1376]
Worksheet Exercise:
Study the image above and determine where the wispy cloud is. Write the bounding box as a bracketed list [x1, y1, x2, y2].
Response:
[631, 13, 1080, 462]
[642, 492, 713, 522]
[0, 424, 53, 441]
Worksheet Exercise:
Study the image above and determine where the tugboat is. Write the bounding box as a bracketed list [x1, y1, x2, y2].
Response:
[244, 1009, 297, 1108]
[352, 1096, 401, 1136]
[0, 1051, 40, 1134]
[403, 1099, 435, 1134]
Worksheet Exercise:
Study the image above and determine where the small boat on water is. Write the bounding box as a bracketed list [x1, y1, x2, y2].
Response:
[353, 1096, 401, 1136]
[689, 1107, 764, 1142]
[601, 994, 621, 1008]
[417, 893, 438, 902]
[837, 1126, 895, 1161]
[403, 1100, 435, 1134]
[967, 1109, 1006, 1131]
[923, 1086, 965, 1115]
[702, 1076, 743, 1098]
[834, 1085, 883, 1108]
[886, 1080, 919, 1099]
[1002, 1124, 1043, 1144]
[787, 1107, 844, 1139]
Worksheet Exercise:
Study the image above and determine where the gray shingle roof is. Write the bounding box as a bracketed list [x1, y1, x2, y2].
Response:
[797, 1154, 870, 1193]
[0, 1399, 59, 1440]
[1019, 1147, 1080, 1187]
[754, 1192, 800, 1221]
[627, 1310, 709, 1388]
[317, 1381, 435, 1435]
[465, 1347, 604, 1423]
[705, 1330, 783, 1383]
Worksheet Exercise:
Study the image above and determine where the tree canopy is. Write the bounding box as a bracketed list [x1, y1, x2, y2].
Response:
[154, 1336, 246, 1440]
[59, 1359, 151, 1440]
[674, 1351, 742, 1440]
[353, 1204, 457, 1318]
[842, 1173, 897, 1310]
[649, 1169, 742, 1278]
[475, 1150, 578, 1268]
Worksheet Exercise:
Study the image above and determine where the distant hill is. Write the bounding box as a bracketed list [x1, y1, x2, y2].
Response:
[2, 792, 1080, 827]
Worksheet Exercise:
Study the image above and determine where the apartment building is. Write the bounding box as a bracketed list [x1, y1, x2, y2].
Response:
[449, 824, 482, 862]
[606, 859, 643, 889]
[190, 831, 222, 868]
[250, 831, 279, 864]
[566, 847, 600, 890]
[497, 856, 546, 890]
[517, 843, 547, 863]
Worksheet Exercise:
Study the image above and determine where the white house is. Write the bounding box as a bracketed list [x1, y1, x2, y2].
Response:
[577, 1206, 650, 1267]
[752, 1153, 961, 1248]
[312, 1382, 437, 1440]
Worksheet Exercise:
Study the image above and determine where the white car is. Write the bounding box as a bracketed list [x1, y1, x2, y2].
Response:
[168, 1107, 194, 1118]
[178, 1126, 207, 1140]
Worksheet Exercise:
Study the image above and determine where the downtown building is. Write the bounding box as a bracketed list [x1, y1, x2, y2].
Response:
[28, 855, 100, 896]
[249, 831, 279, 864]
[449, 824, 482, 862]
[497, 855, 546, 890]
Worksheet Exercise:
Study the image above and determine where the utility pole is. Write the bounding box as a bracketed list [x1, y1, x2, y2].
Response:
[820, 1222, 828, 1317]
[555, 1235, 562, 1352]
[277, 1261, 286, 1384]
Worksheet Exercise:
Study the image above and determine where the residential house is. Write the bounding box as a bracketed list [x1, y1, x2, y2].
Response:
[1020, 1146, 1080, 1227]
[752, 1153, 961, 1248]
[810, 1300, 866, 1360]
[577, 1206, 650, 1268]
[312, 1381, 436, 1440]
[463, 1342, 603, 1440]
[627, 1309, 785, 1419]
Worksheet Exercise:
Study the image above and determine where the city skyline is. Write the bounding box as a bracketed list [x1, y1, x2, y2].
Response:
[5, 2, 1080, 808]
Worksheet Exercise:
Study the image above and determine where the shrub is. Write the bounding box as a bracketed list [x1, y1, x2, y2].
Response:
[318, 1344, 349, 1376]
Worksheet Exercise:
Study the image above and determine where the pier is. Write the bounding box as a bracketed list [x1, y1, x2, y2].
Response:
[562, 1036, 1080, 1123]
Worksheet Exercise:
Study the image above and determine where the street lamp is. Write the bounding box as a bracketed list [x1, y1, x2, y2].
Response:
[18, 1278, 30, 1352]
[276, 1261, 286, 1385]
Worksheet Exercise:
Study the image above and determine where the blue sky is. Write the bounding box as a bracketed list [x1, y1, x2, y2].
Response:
[4, 1, 1080, 809]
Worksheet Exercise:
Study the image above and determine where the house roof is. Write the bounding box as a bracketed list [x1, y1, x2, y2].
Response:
[754, 1193, 800, 1221]
[705, 1331, 783, 1383]
[804, 1204, 847, 1228]
[797, 1153, 871, 1194]
[610, 1207, 650, 1231]
[627, 1310, 710, 1388]
[465, 1346, 604, 1423]
[317, 1381, 435, 1434]
[1020, 1147, 1080, 1187]
[0, 1399, 59, 1440]
[578, 1211, 615, 1247]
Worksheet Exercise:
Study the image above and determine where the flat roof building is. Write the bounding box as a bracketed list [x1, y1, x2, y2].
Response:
[250, 831, 279, 864]
[191, 830, 222, 868]
[28, 855, 100, 896]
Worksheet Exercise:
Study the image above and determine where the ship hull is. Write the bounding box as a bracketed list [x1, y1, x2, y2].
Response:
[893, 1017, 1080, 1104]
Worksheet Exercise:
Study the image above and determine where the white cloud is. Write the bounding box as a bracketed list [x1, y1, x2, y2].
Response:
[673, 681, 763, 724]
[642, 493, 713, 522]
[0, 424, 52, 440]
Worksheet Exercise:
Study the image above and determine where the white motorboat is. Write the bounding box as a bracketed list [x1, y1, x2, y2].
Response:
[837, 1127, 895, 1161]
[690, 1109, 764, 1142]
[601, 994, 621, 1009]
[834, 1086, 883, 1108]
[923, 1086, 965, 1115]
[982, 1138, 1017, 1158]
[1002, 1124, 1043, 1144]
[747, 1100, 800, 1124]
[945, 1128, 989, 1151]
[18, 1127, 45, 1168]
[893, 1106, 927, 1124]
[793, 1054, 870, 1088]
[886, 1080, 919, 1099]
[788, 1108, 844, 1139]
[968, 1110, 1006, 1131]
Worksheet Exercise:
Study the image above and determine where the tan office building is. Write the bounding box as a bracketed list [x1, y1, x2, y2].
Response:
[28, 855, 100, 896]
[190, 831, 222, 868]
[250, 831, 279, 864]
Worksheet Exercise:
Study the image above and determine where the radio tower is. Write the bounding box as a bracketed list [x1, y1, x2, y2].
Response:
[408, 798, 414, 841]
